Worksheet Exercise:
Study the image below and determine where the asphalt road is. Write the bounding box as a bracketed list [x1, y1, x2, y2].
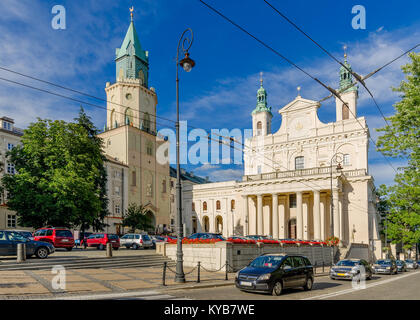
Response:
[167, 270, 420, 300]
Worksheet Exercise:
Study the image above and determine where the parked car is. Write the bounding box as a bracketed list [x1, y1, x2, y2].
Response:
[9, 230, 34, 241]
[0, 230, 55, 259]
[235, 253, 314, 296]
[33, 227, 74, 251]
[330, 259, 373, 280]
[119, 233, 153, 249]
[404, 259, 418, 269]
[245, 235, 269, 241]
[150, 235, 165, 249]
[86, 233, 120, 250]
[187, 233, 225, 240]
[396, 260, 407, 272]
[372, 259, 398, 275]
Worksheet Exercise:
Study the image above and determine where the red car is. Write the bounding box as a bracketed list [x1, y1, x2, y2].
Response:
[86, 233, 120, 250]
[33, 227, 75, 251]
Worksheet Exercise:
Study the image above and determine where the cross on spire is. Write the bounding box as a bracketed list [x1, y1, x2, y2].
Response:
[343, 45, 348, 61]
[260, 71, 263, 87]
[130, 6, 134, 21]
[297, 86, 301, 97]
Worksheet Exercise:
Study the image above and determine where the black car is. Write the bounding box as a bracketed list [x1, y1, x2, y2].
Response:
[235, 254, 314, 296]
[187, 233, 225, 240]
[372, 259, 398, 275]
[0, 230, 55, 259]
[330, 259, 373, 280]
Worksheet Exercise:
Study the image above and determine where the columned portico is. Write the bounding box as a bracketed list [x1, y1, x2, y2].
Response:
[296, 191, 303, 239]
[333, 189, 340, 237]
[242, 195, 249, 236]
[313, 190, 321, 240]
[257, 194, 263, 235]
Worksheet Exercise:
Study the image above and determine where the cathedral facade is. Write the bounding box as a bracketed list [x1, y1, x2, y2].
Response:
[188, 58, 382, 259]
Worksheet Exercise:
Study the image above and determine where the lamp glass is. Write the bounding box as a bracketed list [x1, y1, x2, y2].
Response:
[183, 62, 192, 72]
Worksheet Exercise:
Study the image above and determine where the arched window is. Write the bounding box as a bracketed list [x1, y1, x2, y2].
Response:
[342, 104, 349, 120]
[110, 109, 116, 129]
[203, 201, 207, 211]
[144, 113, 151, 132]
[203, 216, 210, 232]
[216, 200, 221, 210]
[231, 199, 235, 210]
[257, 121, 262, 136]
[215, 216, 223, 233]
[295, 156, 304, 170]
[125, 108, 133, 126]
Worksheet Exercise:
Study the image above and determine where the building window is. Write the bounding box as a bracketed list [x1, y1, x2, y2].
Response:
[216, 200, 221, 210]
[132, 171, 136, 186]
[7, 215, 16, 228]
[170, 180, 174, 189]
[231, 199, 235, 210]
[257, 121, 262, 136]
[342, 104, 350, 120]
[289, 194, 297, 208]
[3, 121, 11, 131]
[162, 179, 166, 193]
[146, 142, 153, 156]
[203, 201, 207, 211]
[257, 166, 262, 174]
[114, 186, 120, 196]
[295, 156, 304, 170]
[115, 204, 120, 215]
[192, 202, 195, 211]
[7, 163, 15, 174]
[7, 143, 15, 150]
[343, 154, 350, 166]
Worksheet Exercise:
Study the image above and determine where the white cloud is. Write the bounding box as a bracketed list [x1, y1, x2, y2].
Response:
[369, 161, 407, 187]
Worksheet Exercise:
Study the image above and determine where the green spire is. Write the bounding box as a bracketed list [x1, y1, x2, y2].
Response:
[252, 73, 272, 116]
[115, 9, 149, 86]
[339, 52, 357, 93]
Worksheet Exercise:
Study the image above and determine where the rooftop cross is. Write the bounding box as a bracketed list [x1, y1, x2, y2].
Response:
[130, 6, 134, 21]
[297, 86, 301, 97]
[260, 71, 263, 86]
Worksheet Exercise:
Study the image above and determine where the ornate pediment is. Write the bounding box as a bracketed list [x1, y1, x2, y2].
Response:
[279, 96, 320, 115]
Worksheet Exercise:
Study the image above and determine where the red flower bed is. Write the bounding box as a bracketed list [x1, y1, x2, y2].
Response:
[227, 238, 257, 244]
[257, 239, 280, 244]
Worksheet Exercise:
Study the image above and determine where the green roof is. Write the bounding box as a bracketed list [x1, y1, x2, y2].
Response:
[116, 21, 148, 63]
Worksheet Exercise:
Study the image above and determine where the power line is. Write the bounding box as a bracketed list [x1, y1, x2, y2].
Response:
[197, 0, 398, 174]
[263, 0, 418, 131]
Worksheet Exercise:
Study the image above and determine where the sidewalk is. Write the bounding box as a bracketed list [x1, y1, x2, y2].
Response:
[0, 265, 331, 299]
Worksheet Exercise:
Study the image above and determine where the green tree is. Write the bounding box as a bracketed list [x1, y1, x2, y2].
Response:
[2, 108, 109, 230]
[376, 52, 420, 250]
[122, 203, 154, 233]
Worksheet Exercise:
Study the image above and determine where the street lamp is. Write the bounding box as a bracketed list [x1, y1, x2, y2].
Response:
[175, 28, 195, 283]
[329, 152, 343, 264]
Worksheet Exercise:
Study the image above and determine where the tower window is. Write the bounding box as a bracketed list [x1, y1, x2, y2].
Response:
[342, 104, 350, 120]
[257, 121, 262, 136]
[295, 156, 304, 170]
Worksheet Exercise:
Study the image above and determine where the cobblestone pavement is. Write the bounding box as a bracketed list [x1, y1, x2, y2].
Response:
[0, 265, 234, 299]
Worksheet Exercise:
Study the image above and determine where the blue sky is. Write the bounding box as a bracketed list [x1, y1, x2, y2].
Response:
[0, 0, 419, 186]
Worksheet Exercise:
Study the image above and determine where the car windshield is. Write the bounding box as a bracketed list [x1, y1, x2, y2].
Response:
[249, 255, 285, 268]
[336, 260, 358, 266]
[18, 232, 32, 238]
[108, 234, 119, 239]
[376, 260, 391, 265]
[405, 259, 413, 263]
[396, 261, 403, 265]
[56, 230, 72, 237]
[142, 235, 151, 241]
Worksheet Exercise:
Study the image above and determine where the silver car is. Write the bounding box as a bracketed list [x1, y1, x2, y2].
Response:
[404, 259, 418, 269]
[120, 233, 153, 250]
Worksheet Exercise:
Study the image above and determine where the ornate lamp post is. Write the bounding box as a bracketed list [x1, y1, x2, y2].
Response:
[329, 152, 343, 264]
[175, 28, 195, 283]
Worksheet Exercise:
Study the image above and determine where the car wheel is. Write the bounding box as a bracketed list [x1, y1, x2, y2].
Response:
[304, 277, 313, 291]
[272, 281, 283, 296]
[132, 244, 139, 250]
[99, 244, 105, 250]
[66, 247, 72, 251]
[35, 247, 49, 259]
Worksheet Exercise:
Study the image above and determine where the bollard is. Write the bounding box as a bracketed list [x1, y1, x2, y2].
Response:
[162, 262, 167, 286]
[17, 243, 26, 263]
[225, 260, 228, 281]
[322, 261, 325, 273]
[106, 242, 113, 258]
[197, 261, 201, 283]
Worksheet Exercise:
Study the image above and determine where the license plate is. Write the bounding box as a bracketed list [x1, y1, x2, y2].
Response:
[62, 239, 68, 242]
[240, 281, 252, 287]
[337, 273, 346, 276]
[111, 241, 116, 243]
[378, 269, 385, 272]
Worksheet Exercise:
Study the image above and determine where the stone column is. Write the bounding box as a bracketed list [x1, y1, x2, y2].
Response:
[272, 194, 279, 239]
[313, 190, 321, 240]
[320, 195, 325, 240]
[339, 192, 344, 244]
[296, 191, 303, 239]
[333, 189, 340, 237]
[279, 196, 286, 238]
[243, 195, 249, 236]
[303, 195, 309, 240]
[257, 194, 263, 235]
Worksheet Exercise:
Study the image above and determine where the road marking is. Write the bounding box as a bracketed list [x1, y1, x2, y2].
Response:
[40, 289, 162, 300]
[303, 271, 419, 300]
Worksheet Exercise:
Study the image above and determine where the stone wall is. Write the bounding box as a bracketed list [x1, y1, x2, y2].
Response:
[157, 241, 336, 272]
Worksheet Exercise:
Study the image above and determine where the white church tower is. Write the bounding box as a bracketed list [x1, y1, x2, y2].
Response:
[335, 52, 358, 121]
[252, 73, 273, 137]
